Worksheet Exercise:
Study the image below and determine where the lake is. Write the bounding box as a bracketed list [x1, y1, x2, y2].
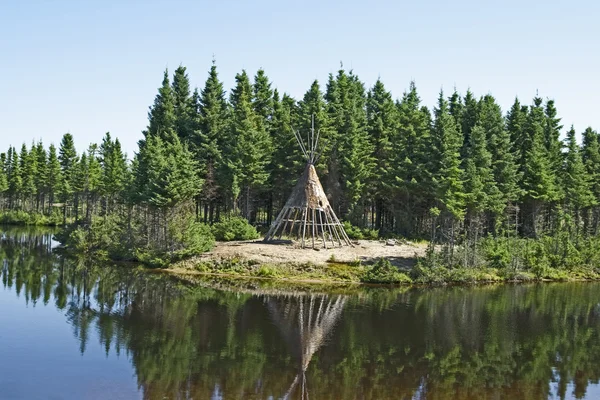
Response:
[2, 227, 600, 399]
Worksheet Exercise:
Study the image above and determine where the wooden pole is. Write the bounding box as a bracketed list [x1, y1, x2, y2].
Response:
[318, 209, 328, 249]
[288, 208, 300, 239]
[311, 208, 316, 249]
[277, 208, 292, 240]
[301, 207, 308, 248]
[325, 207, 343, 246]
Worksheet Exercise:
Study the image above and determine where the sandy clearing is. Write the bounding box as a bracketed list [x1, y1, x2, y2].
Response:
[196, 239, 428, 268]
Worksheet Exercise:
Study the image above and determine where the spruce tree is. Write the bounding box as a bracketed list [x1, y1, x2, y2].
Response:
[7, 147, 22, 208]
[252, 69, 274, 135]
[46, 144, 62, 208]
[431, 91, 464, 219]
[366, 78, 397, 228]
[506, 98, 528, 175]
[325, 68, 374, 221]
[431, 91, 464, 261]
[393, 82, 432, 235]
[20, 143, 37, 208]
[145, 69, 176, 143]
[34, 141, 47, 211]
[480, 95, 521, 225]
[544, 99, 564, 199]
[229, 70, 271, 218]
[172, 65, 194, 142]
[195, 62, 229, 219]
[521, 97, 558, 236]
[461, 89, 479, 158]
[0, 153, 8, 201]
[563, 126, 595, 213]
[270, 90, 301, 206]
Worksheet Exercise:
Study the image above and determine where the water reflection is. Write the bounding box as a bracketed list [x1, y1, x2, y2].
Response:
[266, 294, 347, 399]
[2, 227, 600, 399]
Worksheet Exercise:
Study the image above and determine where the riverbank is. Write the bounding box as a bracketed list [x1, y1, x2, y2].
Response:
[164, 239, 600, 285]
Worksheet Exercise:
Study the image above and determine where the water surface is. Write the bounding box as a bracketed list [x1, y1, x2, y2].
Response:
[2, 227, 600, 400]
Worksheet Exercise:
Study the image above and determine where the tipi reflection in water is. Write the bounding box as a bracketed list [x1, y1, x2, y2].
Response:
[265, 294, 347, 399]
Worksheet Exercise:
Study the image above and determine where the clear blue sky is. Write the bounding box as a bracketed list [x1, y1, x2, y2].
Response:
[2, 0, 599, 156]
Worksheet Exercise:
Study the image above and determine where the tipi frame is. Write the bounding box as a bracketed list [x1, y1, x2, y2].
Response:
[264, 116, 353, 249]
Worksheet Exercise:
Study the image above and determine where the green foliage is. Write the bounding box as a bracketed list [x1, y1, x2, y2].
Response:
[362, 258, 411, 284]
[212, 216, 260, 241]
[341, 221, 379, 240]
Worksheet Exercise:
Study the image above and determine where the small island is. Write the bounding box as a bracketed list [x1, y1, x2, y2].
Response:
[2, 63, 600, 286]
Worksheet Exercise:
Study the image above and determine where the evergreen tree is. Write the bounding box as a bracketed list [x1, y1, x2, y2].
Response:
[506, 98, 528, 175]
[34, 141, 48, 211]
[393, 82, 433, 235]
[521, 97, 558, 236]
[252, 69, 274, 135]
[46, 144, 62, 208]
[366, 78, 397, 228]
[58, 133, 78, 193]
[582, 127, 600, 201]
[229, 70, 271, 217]
[325, 68, 374, 220]
[269, 90, 301, 206]
[480, 95, 521, 221]
[172, 65, 194, 142]
[145, 69, 176, 142]
[0, 153, 8, 200]
[431, 91, 464, 219]
[196, 61, 229, 204]
[563, 126, 594, 213]
[544, 99, 564, 198]
[20, 143, 37, 207]
[460, 90, 479, 158]
[7, 147, 22, 207]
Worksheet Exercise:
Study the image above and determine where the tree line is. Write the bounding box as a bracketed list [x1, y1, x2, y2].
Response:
[1, 62, 600, 262]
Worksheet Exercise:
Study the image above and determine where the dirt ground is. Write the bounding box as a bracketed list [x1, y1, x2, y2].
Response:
[198, 239, 428, 268]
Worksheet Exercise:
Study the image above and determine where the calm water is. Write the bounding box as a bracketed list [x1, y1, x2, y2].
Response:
[2, 227, 600, 400]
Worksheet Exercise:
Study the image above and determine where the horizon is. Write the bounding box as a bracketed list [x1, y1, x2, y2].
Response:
[2, 0, 599, 155]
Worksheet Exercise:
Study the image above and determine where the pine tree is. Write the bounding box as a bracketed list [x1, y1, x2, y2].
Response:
[506, 98, 529, 175]
[145, 69, 176, 143]
[521, 97, 558, 236]
[270, 90, 301, 206]
[20, 143, 37, 208]
[563, 126, 595, 213]
[252, 69, 274, 135]
[461, 89, 479, 158]
[34, 141, 48, 212]
[325, 68, 374, 221]
[393, 82, 432, 235]
[431, 91, 464, 262]
[0, 153, 8, 203]
[544, 99, 564, 199]
[480, 95, 521, 226]
[7, 147, 22, 208]
[366, 78, 397, 228]
[229, 70, 271, 218]
[298, 80, 331, 175]
[194, 61, 229, 215]
[581, 127, 600, 234]
[172, 65, 194, 142]
[432, 91, 464, 219]
[46, 144, 62, 209]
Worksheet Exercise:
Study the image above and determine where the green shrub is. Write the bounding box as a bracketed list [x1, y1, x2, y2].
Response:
[256, 265, 279, 278]
[342, 221, 380, 240]
[362, 258, 412, 284]
[212, 217, 260, 241]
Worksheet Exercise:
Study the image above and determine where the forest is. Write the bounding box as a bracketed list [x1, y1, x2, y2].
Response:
[1, 62, 600, 272]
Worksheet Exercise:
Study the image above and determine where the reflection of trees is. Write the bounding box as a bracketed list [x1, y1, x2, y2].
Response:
[265, 294, 347, 399]
[4, 227, 600, 399]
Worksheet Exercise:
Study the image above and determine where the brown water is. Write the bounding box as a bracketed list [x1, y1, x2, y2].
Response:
[1, 226, 600, 400]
